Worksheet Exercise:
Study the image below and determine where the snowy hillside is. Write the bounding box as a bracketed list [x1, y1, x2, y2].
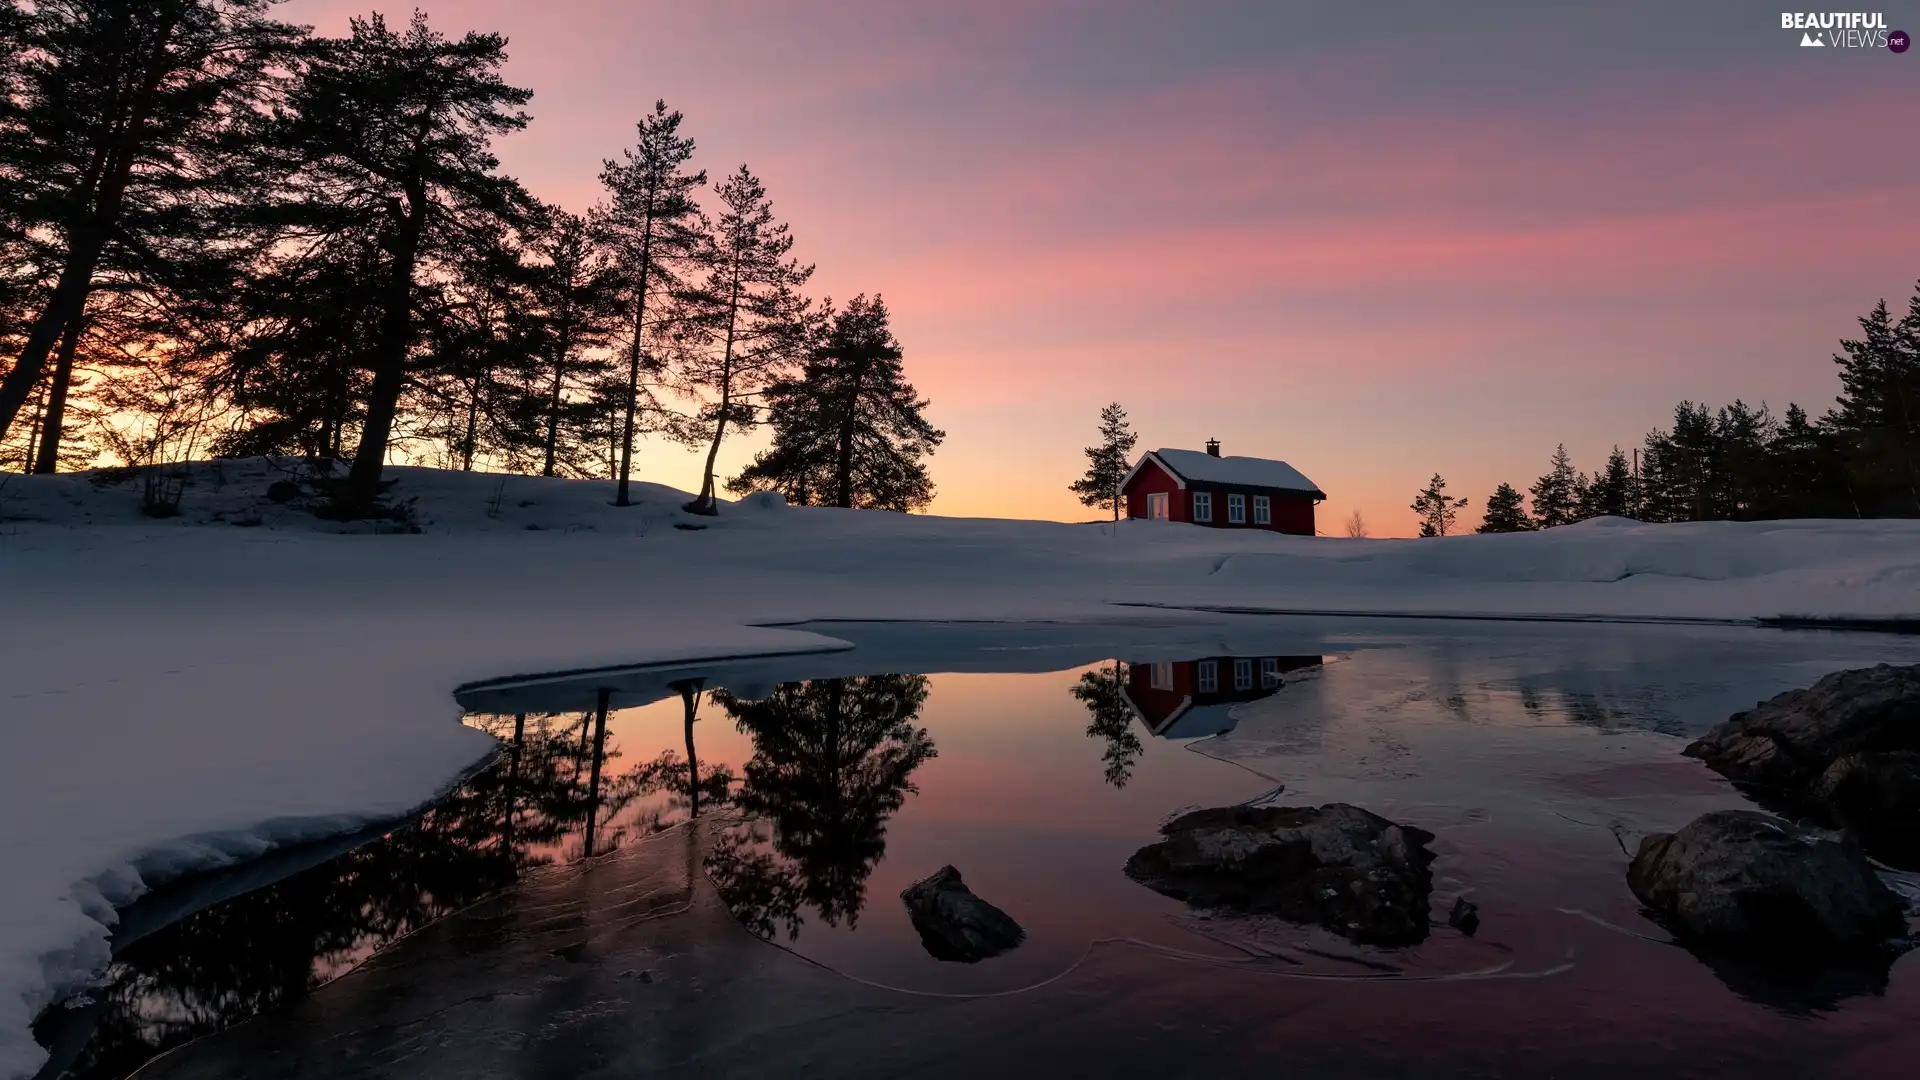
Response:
[2, 460, 1919, 1078]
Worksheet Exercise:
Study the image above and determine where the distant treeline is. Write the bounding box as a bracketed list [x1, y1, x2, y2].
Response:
[1409, 282, 1920, 537]
[0, 2, 941, 515]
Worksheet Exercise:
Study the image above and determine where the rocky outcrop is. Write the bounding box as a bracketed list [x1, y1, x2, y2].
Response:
[1627, 810, 1907, 953]
[901, 866, 1025, 963]
[1123, 803, 1436, 945]
[1685, 663, 1920, 790]
[1685, 665, 1920, 854]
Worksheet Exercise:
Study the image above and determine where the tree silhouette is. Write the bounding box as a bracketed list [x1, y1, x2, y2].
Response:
[1071, 661, 1143, 788]
[1410, 472, 1468, 537]
[1069, 402, 1138, 520]
[1476, 482, 1533, 533]
[706, 675, 936, 937]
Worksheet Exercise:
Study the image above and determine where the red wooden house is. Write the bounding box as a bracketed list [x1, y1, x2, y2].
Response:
[1123, 655, 1325, 739]
[1121, 440, 1325, 535]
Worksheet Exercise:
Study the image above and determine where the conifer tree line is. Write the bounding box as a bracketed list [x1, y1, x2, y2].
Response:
[0, 1, 941, 513]
[1460, 282, 1920, 533]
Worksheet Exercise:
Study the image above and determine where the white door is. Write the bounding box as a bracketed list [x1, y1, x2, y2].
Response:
[1146, 492, 1169, 520]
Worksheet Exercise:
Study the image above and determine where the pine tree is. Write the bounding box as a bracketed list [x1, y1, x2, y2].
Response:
[1409, 473, 1467, 537]
[0, 0, 302, 442]
[269, 12, 533, 509]
[676, 165, 814, 514]
[1476, 482, 1533, 532]
[1579, 446, 1639, 519]
[521, 209, 620, 478]
[728, 295, 944, 511]
[1069, 401, 1137, 520]
[1529, 444, 1583, 527]
[1768, 403, 1854, 518]
[1712, 400, 1775, 520]
[596, 100, 706, 506]
[1827, 289, 1920, 515]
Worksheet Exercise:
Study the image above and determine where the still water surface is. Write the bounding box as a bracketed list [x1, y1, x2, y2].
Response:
[35, 619, 1920, 1079]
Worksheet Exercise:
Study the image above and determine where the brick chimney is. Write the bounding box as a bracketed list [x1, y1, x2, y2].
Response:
[1205, 438, 1221, 457]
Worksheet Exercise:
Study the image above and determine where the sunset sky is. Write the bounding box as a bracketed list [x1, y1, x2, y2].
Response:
[288, 0, 1920, 535]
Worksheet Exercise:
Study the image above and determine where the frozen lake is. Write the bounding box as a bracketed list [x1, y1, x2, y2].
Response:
[34, 617, 1920, 1079]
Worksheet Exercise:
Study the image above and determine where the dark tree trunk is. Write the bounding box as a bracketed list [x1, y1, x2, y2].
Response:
[615, 222, 655, 506]
[584, 687, 611, 856]
[678, 680, 703, 818]
[832, 360, 868, 509]
[31, 315, 85, 474]
[541, 333, 568, 477]
[345, 195, 425, 508]
[20, 385, 44, 475]
[692, 275, 741, 513]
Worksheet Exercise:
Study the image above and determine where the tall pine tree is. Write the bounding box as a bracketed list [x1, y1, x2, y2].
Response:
[270, 12, 533, 509]
[1827, 289, 1920, 515]
[596, 100, 705, 506]
[0, 0, 301, 442]
[728, 295, 943, 511]
[1529, 444, 1583, 527]
[521, 208, 620, 478]
[1579, 446, 1639, 519]
[676, 165, 813, 514]
[1069, 401, 1137, 520]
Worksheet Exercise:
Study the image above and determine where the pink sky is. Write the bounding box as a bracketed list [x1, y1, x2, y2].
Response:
[288, 1, 1920, 535]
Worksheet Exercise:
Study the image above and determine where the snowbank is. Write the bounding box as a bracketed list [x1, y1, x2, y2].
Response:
[2, 461, 1919, 1077]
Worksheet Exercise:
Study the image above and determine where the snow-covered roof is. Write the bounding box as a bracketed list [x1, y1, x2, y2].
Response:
[1147, 448, 1325, 497]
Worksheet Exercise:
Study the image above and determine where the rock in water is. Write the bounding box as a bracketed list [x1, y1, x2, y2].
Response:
[1685, 665, 1920, 860]
[901, 866, 1025, 963]
[1123, 803, 1436, 945]
[1448, 897, 1481, 936]
[1627, 810, 1906, 953]
[1685, 664, 1920, 792]
[1814, 750, 1920, 819]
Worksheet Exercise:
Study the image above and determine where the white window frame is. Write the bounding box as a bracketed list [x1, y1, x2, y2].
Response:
[1192, 492, 1213, 522]
[1145, 492, 1169, 520]
[1228, 494, 1245, 523]
[1253, 495, 1271, 525]
[1196, 660, 1218, 693]
[1149, 662, 1173, 690]
[1233, 658, 1253, 690]
[1260, 657, 1281, 688]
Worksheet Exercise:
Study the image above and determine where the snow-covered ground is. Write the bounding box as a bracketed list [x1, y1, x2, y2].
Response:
[3, 458, 1919, 1078]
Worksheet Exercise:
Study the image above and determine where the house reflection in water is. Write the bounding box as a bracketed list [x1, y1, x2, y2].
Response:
[1123, 655, 1324, 738]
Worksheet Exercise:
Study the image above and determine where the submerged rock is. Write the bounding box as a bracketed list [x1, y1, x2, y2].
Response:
[1448, 897, 1481, 936]
[1626, 810, 1907, 953]
[1123, 803, 1436, 946]
[901, 866, 1025, 963]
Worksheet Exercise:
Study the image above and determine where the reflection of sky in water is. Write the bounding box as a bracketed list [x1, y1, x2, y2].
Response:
[40, 621, 1920, 1079]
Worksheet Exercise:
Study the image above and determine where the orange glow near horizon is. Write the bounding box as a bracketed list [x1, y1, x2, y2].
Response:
[282, 0, 1919, 536]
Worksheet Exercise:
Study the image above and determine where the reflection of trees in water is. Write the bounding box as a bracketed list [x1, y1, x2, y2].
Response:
[704, 675, 937, 940]
[1073, 661, 1142, 788]
[52, 679, 940, 1077]
[1506, 682, 1684, 738]
[45, 708, 645, 1080]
